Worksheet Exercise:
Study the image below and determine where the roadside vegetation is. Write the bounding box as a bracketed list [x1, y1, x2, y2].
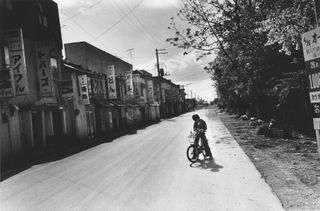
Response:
[167, 0, 316, 135]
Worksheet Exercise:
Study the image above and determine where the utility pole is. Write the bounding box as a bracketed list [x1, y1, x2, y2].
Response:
[156, 48, 168, 117]
[156, 48, 167, 76]
[314, 0, 320, 27]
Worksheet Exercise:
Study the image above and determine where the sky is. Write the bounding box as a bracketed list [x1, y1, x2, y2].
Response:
[55, 0, 217, 101]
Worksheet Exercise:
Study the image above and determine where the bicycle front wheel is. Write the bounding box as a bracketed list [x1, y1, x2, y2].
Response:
[186, 144, 199, 163]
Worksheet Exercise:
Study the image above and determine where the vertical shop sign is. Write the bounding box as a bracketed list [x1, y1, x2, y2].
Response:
[6, 28, 29, 95]
[106, 65, 117, 99]
[78, 75, 90, 104]
[35, 41, 55, 96]
[126, 73, 134, 96]
[302, 26, 320, 155]
[0, 68, 14, 98]
[146, 80, 154, 102]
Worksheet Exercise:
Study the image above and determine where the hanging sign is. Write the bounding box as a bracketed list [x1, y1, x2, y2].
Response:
[35, 41, 55, 96]
[302, 27, 320, 130]
[146, 80, 154, 102]
[106, 65, 117, 99]
[78, 75, 90, 104]
[6, 28, 29, 95]
[0, 68, 14, 98]
[126, 73, 134, 96]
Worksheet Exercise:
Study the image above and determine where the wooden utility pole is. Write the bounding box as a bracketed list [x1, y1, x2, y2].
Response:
[314, 0, 320, 27]
[155, 48, 168, 117]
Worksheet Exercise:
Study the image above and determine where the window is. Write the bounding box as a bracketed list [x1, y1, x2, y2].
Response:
[3, 45, 10, 69]
[38, 2, 48, 27]
[4, 0, 13, 10]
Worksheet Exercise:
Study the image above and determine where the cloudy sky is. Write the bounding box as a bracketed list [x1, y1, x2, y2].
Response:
[55, 0, 217, 101]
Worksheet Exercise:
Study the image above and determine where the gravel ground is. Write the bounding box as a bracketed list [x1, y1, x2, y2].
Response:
[215, 107, 320, 210]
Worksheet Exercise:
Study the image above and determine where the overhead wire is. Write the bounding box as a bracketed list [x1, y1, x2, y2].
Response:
[120, 0, 164, 47]
[91, 0, 145, 42]
[61, 0, 104, 23]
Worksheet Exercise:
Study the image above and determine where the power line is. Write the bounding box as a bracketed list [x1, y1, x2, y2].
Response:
[109, 0, 148, 41]
[91, 0, 145, 42]
[61, 0, 104, 23]
[120, 0, 163, 46]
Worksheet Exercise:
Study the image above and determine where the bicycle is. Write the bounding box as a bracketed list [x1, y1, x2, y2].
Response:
[186, 129, 207, 163]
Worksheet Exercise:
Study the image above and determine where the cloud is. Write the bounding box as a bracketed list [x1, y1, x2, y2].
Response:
[160, 51, 215, 82]
[55, 0, 93, 8]
[142, 0, 180, 9]
[55, 0, 180, 10]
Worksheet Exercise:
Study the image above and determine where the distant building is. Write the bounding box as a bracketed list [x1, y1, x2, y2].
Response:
[64, 42, 133, 133]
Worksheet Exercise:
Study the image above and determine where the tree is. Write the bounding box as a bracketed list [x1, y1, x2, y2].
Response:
[168, 0, 316, 133]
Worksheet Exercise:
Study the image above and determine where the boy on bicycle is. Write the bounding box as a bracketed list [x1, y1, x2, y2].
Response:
[192, 114, 213, 159]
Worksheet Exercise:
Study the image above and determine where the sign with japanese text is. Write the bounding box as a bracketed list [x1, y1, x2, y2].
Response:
[6, 28, 29, 95]
[146, 80, 154, 102]
[91, 77, 105, 99]
[35, 41, 55, 96]
[0, 68, 14, 98]
[314, 118, 320, 129]
[106, 65, 117, 99]
[306, 58, 320, 92]
[302, 28, 320, 127]
[61, 80, 73, 102]
[302, 27, 320, 61]
[126, 73, 133, 96]
[78, 75, 90, 104]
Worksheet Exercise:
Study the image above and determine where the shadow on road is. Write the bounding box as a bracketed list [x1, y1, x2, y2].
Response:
[190, 158, 223, 172]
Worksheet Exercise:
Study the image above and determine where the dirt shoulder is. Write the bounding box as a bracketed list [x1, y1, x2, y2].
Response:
[214, 108, 320, 210]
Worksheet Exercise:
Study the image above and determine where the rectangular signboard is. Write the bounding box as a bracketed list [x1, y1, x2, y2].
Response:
[314, 118, 320, 129]
[302, 27, 320, 61]
[126, 73, 133, 96]
[78, 75, 90, 105]
[35, 41, 55, 96]
[146, 80, 154, 102]
[106, 65, 117, 99]
[0, 68, 14, 98]
[6, 28, 29, 95]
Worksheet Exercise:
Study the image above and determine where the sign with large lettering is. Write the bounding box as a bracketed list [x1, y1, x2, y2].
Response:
[302, 27, 320, 61]
[78, 75, 90, 105]
[106, 65, 117, 99]
[6, 28, 29, 95]
[146, 80, 154, 102]
[126, 73, 133, 96]
[0, 68, 14, 98]
[302, 28, 320, 129]
[35, 41, 55, 96]
[61, 80, 73, 102]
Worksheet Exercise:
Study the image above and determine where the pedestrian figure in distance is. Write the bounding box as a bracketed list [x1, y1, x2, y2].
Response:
[192, 114, 213, 159]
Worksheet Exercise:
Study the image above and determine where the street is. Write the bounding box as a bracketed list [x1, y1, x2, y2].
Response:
[0, 109, 284, 211]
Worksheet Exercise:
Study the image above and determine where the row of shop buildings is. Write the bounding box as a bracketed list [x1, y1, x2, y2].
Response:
[0, 0, 189, 171]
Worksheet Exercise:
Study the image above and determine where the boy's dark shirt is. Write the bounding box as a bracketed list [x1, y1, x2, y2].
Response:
[193, 119, 207, 131]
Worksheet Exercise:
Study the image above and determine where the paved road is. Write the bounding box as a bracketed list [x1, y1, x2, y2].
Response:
[0, 109, 284, 211]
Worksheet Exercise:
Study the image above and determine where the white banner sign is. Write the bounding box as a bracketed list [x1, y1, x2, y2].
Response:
[314, 118, 320, 129]
[7, 28, 29, 95]
[146, 80, 154, 102]
[36, 41, 55, 96]
[78, 75, 90, 104]
[302, 27, 320, 61]
[310, 91, 320, 103]
[107, 65, 117, 99]
[126, 73, 133, 96]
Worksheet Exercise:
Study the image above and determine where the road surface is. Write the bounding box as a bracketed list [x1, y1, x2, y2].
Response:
[0, 109, 284, 210]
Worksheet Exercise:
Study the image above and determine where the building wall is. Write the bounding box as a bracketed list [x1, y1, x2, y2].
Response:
[65, 42, 132, 77]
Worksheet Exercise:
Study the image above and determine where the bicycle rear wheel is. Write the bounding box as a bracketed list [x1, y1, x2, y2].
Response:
[186, 144, 199, 163]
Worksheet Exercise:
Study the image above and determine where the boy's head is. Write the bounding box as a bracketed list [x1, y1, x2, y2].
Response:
[192, 114, 200, 121]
